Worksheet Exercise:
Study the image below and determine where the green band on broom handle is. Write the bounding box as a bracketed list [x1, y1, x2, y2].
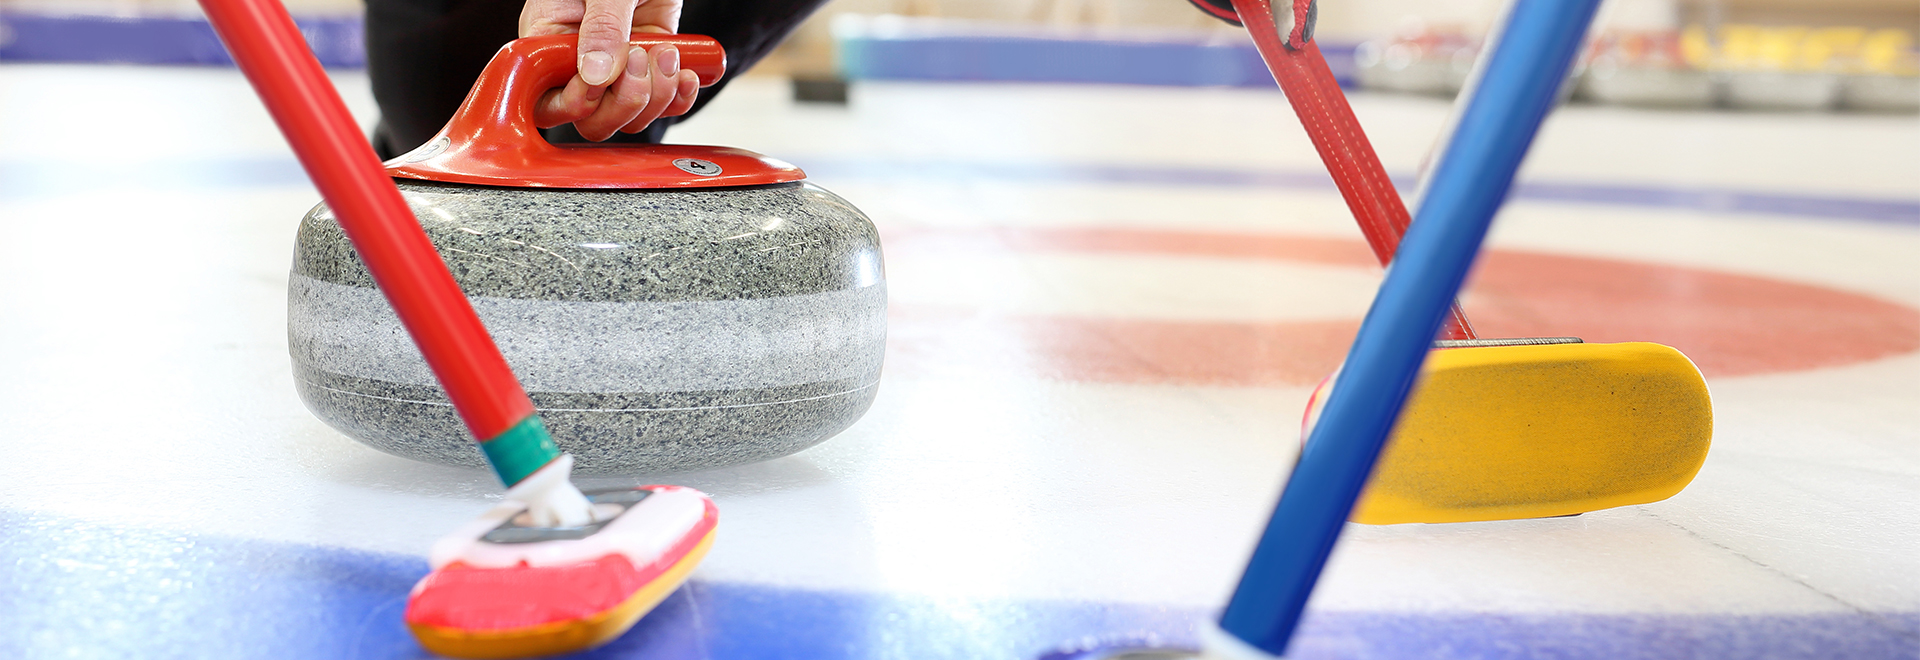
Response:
[480, 416, 562, 486]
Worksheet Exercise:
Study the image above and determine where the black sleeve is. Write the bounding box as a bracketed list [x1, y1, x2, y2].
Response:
[1186, 0, 1242, 27]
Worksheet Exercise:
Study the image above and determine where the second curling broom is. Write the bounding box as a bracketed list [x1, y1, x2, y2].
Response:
[1238, 0, 1713, 525]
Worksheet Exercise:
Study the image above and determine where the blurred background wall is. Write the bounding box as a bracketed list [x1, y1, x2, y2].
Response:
[1, 0, 1913, 112]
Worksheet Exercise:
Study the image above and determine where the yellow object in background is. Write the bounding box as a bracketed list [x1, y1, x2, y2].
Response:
[1807, 27, 1869, 70]
[1861, 29, 1919, 74]
[1331, 342, 1713, 525]
[1718, 24, 1763, 69]
[1699, 24, 1917, 74]
[1754, 26, 1811, 69]
[1680, 25, 1714, 69]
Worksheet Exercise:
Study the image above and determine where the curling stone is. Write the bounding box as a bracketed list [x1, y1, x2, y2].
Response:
[288, 35, 884, 474]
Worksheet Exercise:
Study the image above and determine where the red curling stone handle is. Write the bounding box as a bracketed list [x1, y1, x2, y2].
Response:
[389, 34, 803, 189]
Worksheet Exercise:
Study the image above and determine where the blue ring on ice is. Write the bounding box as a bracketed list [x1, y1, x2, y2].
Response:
[0, 509, 1913, 660]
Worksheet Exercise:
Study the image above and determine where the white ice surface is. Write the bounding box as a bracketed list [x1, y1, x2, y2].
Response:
[0, 66, 1915, 620]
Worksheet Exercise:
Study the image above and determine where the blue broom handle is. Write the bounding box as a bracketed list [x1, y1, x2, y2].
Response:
[1216, 0, 1603, 655]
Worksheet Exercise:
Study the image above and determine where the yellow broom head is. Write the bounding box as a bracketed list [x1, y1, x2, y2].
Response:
[1306, 341, 1713, 525]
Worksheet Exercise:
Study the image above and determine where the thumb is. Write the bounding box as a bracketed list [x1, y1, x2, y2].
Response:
[576, 0, 638, 86]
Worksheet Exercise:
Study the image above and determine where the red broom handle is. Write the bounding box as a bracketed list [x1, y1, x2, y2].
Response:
[199, 0, 535, 441]
[1232, 0, 1476, 340]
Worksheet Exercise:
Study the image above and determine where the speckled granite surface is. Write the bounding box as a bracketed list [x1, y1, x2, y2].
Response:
[289, 180, 885, 474]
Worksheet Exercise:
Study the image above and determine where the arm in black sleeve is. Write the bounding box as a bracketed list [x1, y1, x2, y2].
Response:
[1186, 0, 1241, 27]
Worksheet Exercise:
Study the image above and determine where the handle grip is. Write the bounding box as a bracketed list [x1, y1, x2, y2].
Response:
[500, 33, 727, 96]
[448, 33, 724, 146]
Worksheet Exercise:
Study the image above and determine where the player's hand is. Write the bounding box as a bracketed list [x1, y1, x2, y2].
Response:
[519, 0, 702, 140]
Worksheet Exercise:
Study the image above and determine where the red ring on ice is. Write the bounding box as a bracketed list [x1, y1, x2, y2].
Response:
[884, 226, 1920, 385]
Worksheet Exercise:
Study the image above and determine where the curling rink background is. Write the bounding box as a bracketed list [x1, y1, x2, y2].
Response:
[1, 63, 1917, 659]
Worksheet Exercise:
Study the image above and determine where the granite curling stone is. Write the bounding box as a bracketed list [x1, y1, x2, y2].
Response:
[288, 34, 884, 474]
[290, 180, 885, 473]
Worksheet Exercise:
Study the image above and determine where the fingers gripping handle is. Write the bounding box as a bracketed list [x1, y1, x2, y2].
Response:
[444, 34, 724, 146]
[384, 33, 798, 189]
[517, 33, 727, 92]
